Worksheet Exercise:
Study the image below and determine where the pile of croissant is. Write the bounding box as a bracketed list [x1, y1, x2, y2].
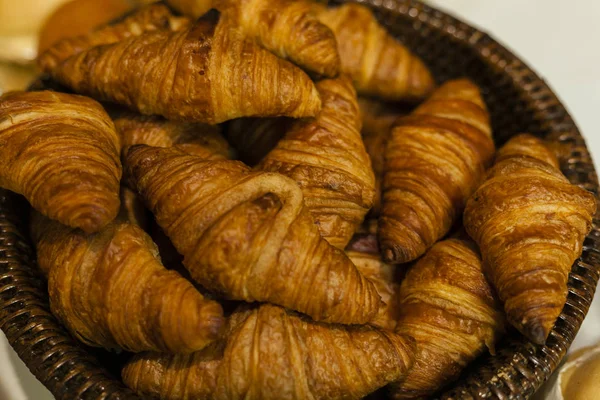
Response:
[0, 1, 595, 399]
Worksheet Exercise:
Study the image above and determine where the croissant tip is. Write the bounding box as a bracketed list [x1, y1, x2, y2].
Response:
[380, 242, 414, 264]
[518, 319, 552, 345]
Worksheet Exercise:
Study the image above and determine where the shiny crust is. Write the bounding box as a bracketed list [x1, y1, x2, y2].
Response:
[464, 134, 596, 344]
[391, 239, 505, 399]
[38, 4, 192, 72]
[379, 79, 494, 263]
[115, 113, 231, 160]
[258, 76, 375, 248]
[225, 0, 340, 77]
[125, 145, 381, 324]
[123, 304, 415, 400]
[0, 90, 121, 233]
[31, 212, 224, 354]
[47, 13, 321, 124]
[316, 3, 434, 101]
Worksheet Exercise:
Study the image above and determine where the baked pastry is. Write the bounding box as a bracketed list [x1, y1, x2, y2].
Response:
[258, 76, 375, 248]
[379, 79, 494, 263]
[167, 0, 340, 77]
[31, 209, 224, 353]
[464, 134, 596, 344]
[123, 304, 415, 400]
[391, 239, 505, 399]
[125, 144, 381, 324]
[315, 3, 434, 101]
[225, 117, 291, 166]
[0, 90, 121, 233]
[44, 12, 322, 124]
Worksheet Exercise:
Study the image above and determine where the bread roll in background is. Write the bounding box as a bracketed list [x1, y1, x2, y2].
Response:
[535, 342, 600, 400]
[38, 0, 143, 54]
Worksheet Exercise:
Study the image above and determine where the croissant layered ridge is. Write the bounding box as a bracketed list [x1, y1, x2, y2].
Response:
[258, 76, 376, 249]
[464, 134, 596, 344]
[123, 304, 416, 400]
[47, 13, 322, 124]
[379, 79, 494, 263]
[0, 90, 121, 233]
[125, 145, 381, 324]
[391, 239, 505, 399]
[167, 0, 340, 77]
[31, 211, 225, 353]
[316, 3, 434, 101]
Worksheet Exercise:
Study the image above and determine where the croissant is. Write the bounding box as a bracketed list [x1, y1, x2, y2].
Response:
[46, 13, 322, 124]
[123, 304, 416, 400]
[167, 0, 340, 77]
[120, 185, 150, 230]
[464, 134, 596, 344]
[31, 210, 224, 353]
[315, 3, 435, 102]
[359, 97, 408, 217]
[258, 76, 376, 249]
[0, 90, 121, 233]
[346, 238, 400, 331]
[379, 79, 494, 263]
[391, 239, 505, 399]
[38, 3, 191, 72]
[115, 113, 231, 160]
[125, 145, 381, 324]
[225, 117, 290, 166]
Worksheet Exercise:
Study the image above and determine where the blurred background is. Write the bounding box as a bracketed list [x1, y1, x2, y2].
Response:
[0, 0, 599, 398]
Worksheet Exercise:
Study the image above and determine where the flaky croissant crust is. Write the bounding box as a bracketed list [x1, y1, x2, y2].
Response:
[125, 145, 381, 325]
[0, 90, 121, 233]
[464, 134, 596, 344]
[123, 304, 416, 400]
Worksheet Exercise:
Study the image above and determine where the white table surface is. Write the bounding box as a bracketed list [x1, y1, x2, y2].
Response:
[1, 0, 599, 398]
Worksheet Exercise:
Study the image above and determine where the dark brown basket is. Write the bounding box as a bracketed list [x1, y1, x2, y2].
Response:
[1, 0, 598, 399]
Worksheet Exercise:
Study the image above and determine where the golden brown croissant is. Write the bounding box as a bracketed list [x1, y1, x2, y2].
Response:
[315, 3, 435, 102]
[464, 134, 596, 344]
[379, 79, 494, 263]
[123, 304, 415, 400]
[225, 117, 291, 166]
[391, 239, 505, 399]
[167, 0, 340, 77]
[346, 247, 399, 331]
[38, 3, 191, 72]
[114, 113, 231, 160]
[120, 185, 150, 230]
[0, 90, 121, 233]
[125, 144, 381, 324]
[31, 210, 224, 354]
[47, 13, 322, 124]
[359, 97, 408, 217]
[258, 76, 376, 249]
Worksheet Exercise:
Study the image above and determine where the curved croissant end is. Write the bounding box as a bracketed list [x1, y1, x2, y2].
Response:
[258, 76, 376, 249]
[32, 212, 224, 353]
[123, 304, 415, 400]
[0, 91, 121, 233]
[379, 79, 494, 263]
[38, 3, 192, 72]
[316, 3, 435, 102]
[125, 145, 381, 324]
[391, 239, 505, 399]
[48, 14, 321, 124]
[464, 134, 596, 344]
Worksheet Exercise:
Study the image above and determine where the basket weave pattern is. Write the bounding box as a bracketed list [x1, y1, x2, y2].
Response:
[1, 1, 598, 399]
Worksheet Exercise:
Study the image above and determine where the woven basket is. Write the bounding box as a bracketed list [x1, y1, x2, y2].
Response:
[1, 0, 598, 399]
